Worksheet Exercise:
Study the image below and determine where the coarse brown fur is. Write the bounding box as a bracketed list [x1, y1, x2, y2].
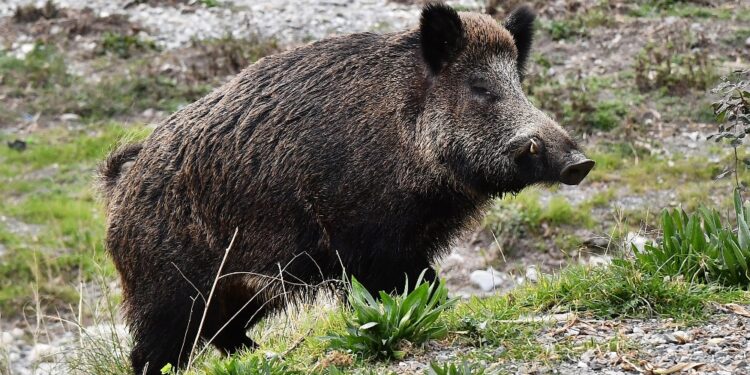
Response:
[99, 4, 593, 374]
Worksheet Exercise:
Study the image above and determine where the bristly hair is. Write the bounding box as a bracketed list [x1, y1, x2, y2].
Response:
[420, 2, 466, 74]
[503, 5, 536, 80]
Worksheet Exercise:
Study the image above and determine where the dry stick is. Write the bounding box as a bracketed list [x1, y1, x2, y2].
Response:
[186, 227, 239, 371]
[177, 295, 199, 369]
[192, 251, 333, 360]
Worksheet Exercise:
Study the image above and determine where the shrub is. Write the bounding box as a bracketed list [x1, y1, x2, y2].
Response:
[634, 190, 750, 288]
[324, 272, 457, 360]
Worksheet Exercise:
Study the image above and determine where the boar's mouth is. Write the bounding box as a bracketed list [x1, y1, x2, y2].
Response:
[559, 158, 595, 185]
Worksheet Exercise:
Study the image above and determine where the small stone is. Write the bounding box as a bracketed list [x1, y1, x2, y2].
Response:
[469, 268, 507, 292]
[525, 265, 539, 283]
[28, 343, 53, 363]
[0, 332, 13, 345]
[11, 328, 24, 338]
[587, 254, 612, 267]
[624, 232, 651, 253]
[60, 113, 81, 122]
[564, 328, 580, 337]
[668, 330, 692, 344]
[745, 36, 750, 48]
[646, 335, 666, 345]
[707, 337, 724, 345]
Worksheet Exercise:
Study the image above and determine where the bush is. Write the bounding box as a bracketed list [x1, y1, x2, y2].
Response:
[324, 272, 457, 360]
[634, 190, 750, 288]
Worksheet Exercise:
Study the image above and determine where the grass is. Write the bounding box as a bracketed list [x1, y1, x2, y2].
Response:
[629, 1, 750, 21]
[0, 35, 276, 123]
[187, 260, 749, 374]
[540, 4, 613, 41]
[0, 123, 152, 316]
[99, 32, 158, 59]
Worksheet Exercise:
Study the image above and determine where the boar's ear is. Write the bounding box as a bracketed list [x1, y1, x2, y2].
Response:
[504, 5, 535, 80]
[420, 3, 466, 75]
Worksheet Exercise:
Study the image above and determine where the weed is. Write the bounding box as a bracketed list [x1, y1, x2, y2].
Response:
[527, 72, 632, 133]
[634, 190, 750, 288]
[324, 272, 457, 360]
[540, 4, 613, 41]
[12, 0, 61, 23]
[62, 271, 132, 375]
[634, 32, 717, 96]
[199, 0, 220, 7]
[0, 43, 70, 91]
[99, 32, 158, 59]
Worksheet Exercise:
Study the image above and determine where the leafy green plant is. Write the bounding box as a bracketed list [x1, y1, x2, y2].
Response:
[325, 271, 457, 360]
[634, 190, 750, 287]
[205, 356, 288, 375]
[709, 69, 750, 188]
[426, 361, 485, 375]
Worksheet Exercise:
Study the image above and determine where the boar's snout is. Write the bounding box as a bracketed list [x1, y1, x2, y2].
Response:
[559, 156, 595, 185]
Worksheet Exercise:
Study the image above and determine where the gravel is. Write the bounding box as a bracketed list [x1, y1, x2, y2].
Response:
[388, 305, 750, 374]
[2, 0, 750, 374]
[0, 0, 484, 49]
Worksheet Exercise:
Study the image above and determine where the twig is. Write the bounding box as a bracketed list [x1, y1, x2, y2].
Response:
[281, 327, 313, 357]
[186, 227, 239, 370]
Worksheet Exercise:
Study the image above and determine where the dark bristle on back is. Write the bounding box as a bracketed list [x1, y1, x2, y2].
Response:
[420, 2, 466, 74]
[503, 5, 536, 80]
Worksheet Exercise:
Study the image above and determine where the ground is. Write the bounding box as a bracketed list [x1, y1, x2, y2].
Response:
[0, 0, 749, 374]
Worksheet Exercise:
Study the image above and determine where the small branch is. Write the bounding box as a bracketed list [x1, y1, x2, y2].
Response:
[186, 227, 239, 370]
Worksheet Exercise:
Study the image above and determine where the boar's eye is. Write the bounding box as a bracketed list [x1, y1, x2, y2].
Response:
[469, 83, 499, 101]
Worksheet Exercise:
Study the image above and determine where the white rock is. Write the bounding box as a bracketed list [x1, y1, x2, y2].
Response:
[746, 36, 750, 48]
[469, 268, 508, 292]
[525, 265, 539, 283]
[28, 343, 53, 363]
[0, 331, 13, 345]
[587, 255, 612, 267]
[624, 232, 651, 253]
[14, 43, 35, 59]
[60, 113, 81, 122]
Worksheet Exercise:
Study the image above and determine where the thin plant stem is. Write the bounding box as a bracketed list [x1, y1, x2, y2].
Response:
[186, 227, 239, 371]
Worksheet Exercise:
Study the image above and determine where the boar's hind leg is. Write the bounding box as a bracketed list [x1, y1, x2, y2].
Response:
[129, 295, 197, 375]
[202, 287, 261, 355]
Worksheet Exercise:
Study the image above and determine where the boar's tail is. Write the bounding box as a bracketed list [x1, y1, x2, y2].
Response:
[97, 143, 143, 203]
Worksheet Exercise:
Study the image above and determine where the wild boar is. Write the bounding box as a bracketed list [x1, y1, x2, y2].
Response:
[99, 3, 594, 374]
